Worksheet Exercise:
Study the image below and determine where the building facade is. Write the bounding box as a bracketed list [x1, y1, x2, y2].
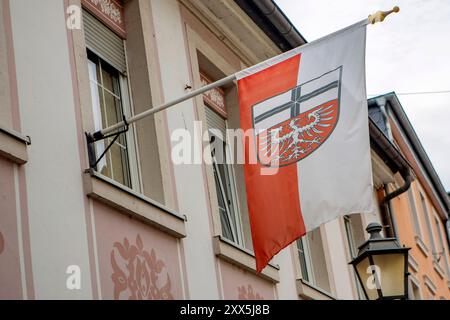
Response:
[0, 0, 448, 300]
[369, 94, 450, 299]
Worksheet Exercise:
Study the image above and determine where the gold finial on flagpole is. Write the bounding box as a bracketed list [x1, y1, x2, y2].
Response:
[368, 6, 400, 24]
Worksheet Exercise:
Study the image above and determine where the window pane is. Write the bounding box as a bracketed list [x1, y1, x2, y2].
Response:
[104, 91, 120, 126]
[110, 143, 126, 185]
[420, 194, 436, 252]
[213, 166, 234, 241]
[87, 52, 132, 188]
[101, 63, 119, 94]
[407, 188, 421, 236]
[307, 228, 331, 292]
[209, 126, 242, 245]
[297, 239, 309, 282]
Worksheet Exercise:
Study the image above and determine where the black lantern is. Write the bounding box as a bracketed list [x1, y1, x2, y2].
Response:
[350, 222, 410, 300]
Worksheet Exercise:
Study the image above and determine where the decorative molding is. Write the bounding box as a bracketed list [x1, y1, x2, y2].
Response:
[82, 0, 126, 38]
[237, 284, 264, 300]
[83, 170, 187, 238]
[423, 275, 437, 295]
[212, 236, 280, 283]
[179, 0, 280, 67]
[408, 253, 419, 273]
[201, 72, 227, 118]
[409, 273, 420, 287]
[0, 126, 30, 164]
[111, 234, 174, 300]
[296, 279, 335, 300]
[433, 261, 445, 279]
[415, 235, 429, 257]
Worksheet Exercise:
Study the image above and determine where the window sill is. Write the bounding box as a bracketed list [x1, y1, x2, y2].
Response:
[433, 261, 445, 279]
[212, 235, 280, 283]
[83, 170, 187, 238]
[415, 236, 429, 257]
[0, 126, 30, 164]
[408, 253, 419, 273]
[296, 279, 335, 300]
[423, 275, 437, 295]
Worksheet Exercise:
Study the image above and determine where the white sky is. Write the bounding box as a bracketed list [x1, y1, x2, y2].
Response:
[275, 0, 450, 191]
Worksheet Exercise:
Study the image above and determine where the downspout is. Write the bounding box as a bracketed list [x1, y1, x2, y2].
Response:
[369, 119, 413, 237]
[382, 167, 412, 238]
[382, 166, 413, 205]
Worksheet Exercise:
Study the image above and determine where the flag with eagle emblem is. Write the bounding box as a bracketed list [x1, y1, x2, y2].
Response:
[237, 20, 374, 272]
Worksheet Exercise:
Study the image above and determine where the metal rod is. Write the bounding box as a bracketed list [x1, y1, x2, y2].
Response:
[91, 73, 236, 141]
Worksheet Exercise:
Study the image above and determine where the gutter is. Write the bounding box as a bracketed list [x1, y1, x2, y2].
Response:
[234, 0, 307, 52]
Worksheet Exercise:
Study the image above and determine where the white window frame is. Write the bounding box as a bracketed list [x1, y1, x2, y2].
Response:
[119, 73, 143, 193]
[298, 236, 315, 283]
[408, 276, 422, 300]
[209, 122, 244, 246]
[88, 52, 141, 192]
[420, 191, 437, 256]
[296, 228, 332, 294]
[343, 215, 366, 299]
[433, 213, 450, 277]
[407, 186, 423, 238]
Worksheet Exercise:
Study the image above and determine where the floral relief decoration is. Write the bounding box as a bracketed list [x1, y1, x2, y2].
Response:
[238, 284, 264, 300]
[110, 234, 173, 300]
[86, 0, 122, 24]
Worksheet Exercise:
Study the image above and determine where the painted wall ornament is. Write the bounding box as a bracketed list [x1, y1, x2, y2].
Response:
[110, 234, 173, 300]
[238, 284, 264, 300]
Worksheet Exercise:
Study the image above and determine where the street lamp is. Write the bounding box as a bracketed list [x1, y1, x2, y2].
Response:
[350, 222, 410, 300]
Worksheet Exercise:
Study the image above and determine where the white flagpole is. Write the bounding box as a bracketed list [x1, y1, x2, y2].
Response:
[87, 6, 399, 142]
[89, 73, 236, 141]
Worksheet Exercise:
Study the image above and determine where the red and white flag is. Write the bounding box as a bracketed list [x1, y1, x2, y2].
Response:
[237, 20, 374, 272]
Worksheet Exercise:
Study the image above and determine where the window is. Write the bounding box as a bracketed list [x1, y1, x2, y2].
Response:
[407, 187, 422, 238]
[420, 193, 437, 255]
[88, 53, 130, 186]
[206, 106, 244, 245]
[344, 215, 365, 299]
[408, 279, 422, 300]
[434, 215, 450, 276]
[84, 10, 140, 190]
[297, 228, 331, 293]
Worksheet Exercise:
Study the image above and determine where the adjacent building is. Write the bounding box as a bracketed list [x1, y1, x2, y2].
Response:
[0, 0, 448, 299]
[369, 93, 450, 299]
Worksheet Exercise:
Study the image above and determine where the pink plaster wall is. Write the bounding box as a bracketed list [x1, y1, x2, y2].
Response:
[219, 260, 275, 300]
[0, 158, 22, 299]
[92, 201, 184, 299]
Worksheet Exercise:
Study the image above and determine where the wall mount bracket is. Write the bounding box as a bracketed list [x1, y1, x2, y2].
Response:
[85, 116, 129, 170]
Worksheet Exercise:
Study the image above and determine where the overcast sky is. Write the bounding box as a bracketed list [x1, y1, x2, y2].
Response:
[275, 0, 450, 191]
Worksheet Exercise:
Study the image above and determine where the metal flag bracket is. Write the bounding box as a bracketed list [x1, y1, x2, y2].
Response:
[85, 115, 130, 170]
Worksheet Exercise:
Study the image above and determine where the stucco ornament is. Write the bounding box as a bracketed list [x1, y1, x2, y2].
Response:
[237, 284, 264, 300]
[86, 0, 122, 23]
[110, 234, 173, 300]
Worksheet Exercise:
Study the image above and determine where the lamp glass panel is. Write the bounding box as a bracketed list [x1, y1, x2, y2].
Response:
[355, 257, 380, 300]
[372, 253, 405, 297]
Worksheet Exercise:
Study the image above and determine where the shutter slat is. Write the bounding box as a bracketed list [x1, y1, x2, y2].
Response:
[83, 10, 126, 73]
[205, 106, 226, 140]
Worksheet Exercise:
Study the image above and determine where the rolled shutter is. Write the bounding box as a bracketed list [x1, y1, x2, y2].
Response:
[83, 9, 126, 73]
[205, 106, 226, 140]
